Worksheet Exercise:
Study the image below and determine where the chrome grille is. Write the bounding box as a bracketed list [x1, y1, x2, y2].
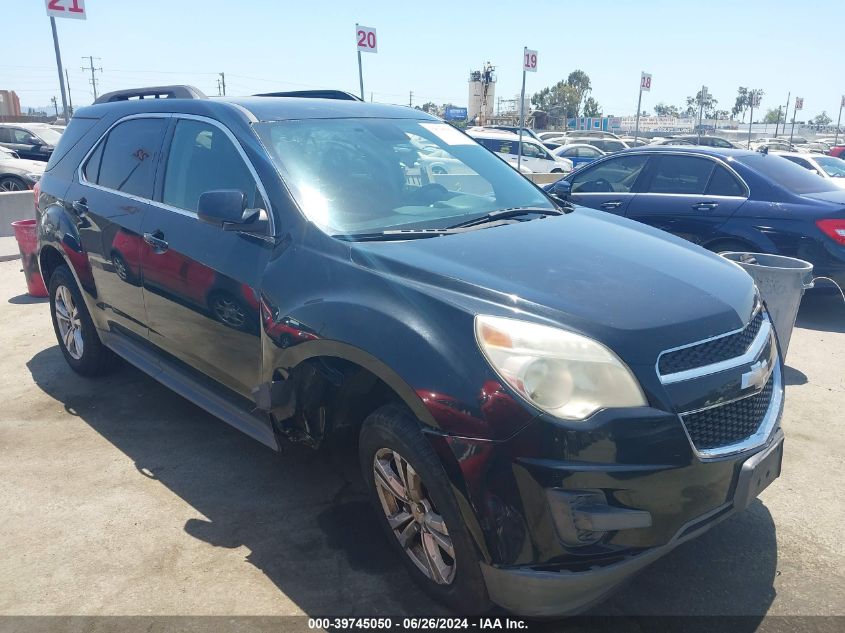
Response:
[681, 375, 775, 451]
[658, 311, 764, 375]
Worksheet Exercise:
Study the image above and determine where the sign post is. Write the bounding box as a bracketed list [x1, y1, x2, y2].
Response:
[355, 24, 377, 101]
[835, 95, 844, 147]
[790, 96, 803, 143]
[634, 72, 651, 143]
[517, 47, 537, 173]
[45, 1, 86, 122]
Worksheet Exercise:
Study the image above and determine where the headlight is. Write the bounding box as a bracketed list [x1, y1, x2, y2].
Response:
[25, 173, 42, 182]
[475, 315, 647, 420]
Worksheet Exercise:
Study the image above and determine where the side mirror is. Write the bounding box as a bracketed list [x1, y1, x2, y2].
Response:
[198, 189, 266, 233]
[550, 179, 572, 200]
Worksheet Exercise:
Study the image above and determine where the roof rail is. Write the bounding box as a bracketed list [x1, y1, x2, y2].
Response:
[94, 85, 207, 104]
[252, 89, 363, 101]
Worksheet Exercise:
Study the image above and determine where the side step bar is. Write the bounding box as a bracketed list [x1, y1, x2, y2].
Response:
[100, 330, 279, 451]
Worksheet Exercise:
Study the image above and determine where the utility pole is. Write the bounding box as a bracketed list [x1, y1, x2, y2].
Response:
[49, 17, 69, 123]
[774, 105, 782, 137]
[51, 96, 59, 118]
[781, 91, 791, 140]
[219, 72, 226, 96]
[65, 69, 74, 116]
[835, 95, 844, 147]
[217, 78, 222, 96]
[82, 56, 102, 100]
[790, 96, 803, 144]
[409, 91, 413, 108]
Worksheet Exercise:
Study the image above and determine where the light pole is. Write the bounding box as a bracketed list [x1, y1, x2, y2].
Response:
[634, 72, 651, 143]
[835, 95, 844, 147]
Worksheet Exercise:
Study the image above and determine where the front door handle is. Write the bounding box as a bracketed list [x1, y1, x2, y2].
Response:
[692, 202, 719, 211]
[143, 230, 169, 253]
[600, 200, 623, 210]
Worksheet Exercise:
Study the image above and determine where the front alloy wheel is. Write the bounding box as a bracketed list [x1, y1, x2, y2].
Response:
[54, 284, 83, 360]
[373, 448, 456, 585]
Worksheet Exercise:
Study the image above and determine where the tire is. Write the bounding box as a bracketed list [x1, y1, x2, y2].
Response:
[706, 240, 755, 255]
[359, 404, 491, 614]
[0, 176, 27, 192]
[48, 265, 116, 377]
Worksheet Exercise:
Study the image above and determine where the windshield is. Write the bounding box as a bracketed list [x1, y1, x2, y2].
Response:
[814, 157, 845, 178]
[737, 153, 840, 194]
[254, 118, 552, 236]
[30, 126, 63, 145]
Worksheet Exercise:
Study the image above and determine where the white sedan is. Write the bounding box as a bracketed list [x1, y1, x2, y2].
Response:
[773, 152, 845, 188]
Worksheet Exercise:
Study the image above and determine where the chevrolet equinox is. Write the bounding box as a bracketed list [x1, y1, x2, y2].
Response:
[35, 85, 784, 616]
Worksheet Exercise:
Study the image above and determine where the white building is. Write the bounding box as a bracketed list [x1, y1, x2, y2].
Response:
[468, 64, 496, 124]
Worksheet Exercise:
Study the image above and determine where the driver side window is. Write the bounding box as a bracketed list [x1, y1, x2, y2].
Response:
[521, 142, 542, 159]
[570, 155, 649, 193]
[162, 119, 264, 213]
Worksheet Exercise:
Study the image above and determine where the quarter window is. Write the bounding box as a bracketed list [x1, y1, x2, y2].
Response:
[705, 166, 746, 196]
[162, 119, 261, 213]
[570, 155, 649, 193]
[87, 118, 166, 198]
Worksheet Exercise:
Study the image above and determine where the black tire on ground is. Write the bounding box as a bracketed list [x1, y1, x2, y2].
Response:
[359, 404, 492, 614]
[48, 264, 117, 377]
[0, 176, 27, 192]
[706, 240, 755, 255]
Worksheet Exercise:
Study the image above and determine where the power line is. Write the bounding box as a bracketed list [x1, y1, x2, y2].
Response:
[81, 56, 103, 100]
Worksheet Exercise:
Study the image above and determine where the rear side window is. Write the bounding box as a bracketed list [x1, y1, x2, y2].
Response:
[162, 119, 260, 213]
[706, 166, 746, 196]
[0, 128, 12, 142]
[86, 118, 166, 199]
[648, 156, 714, 194]
[570, 154, 649, 193]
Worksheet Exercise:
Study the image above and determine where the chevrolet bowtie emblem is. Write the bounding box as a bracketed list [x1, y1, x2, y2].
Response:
[741, 359, 770, 391]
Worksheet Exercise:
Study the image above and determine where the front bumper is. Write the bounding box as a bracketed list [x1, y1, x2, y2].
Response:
[479, 430, 784, 617]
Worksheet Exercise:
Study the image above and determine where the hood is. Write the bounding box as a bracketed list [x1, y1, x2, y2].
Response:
[351, 207, 757, 365]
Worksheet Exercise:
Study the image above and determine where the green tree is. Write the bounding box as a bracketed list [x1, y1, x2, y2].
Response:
[416, 102, 439, 115]
[583, 97, 601, 117]
[763, 108, 781, 124]
[813, 111, 833, 127]
[732, 87, 749, 121]
[566, 70, 592, 117]
[654, 103, 681, 117]
[687, 89, 719, 119]
[531, 81, 581, 120]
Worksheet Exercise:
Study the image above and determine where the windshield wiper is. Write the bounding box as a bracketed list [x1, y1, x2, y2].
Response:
[333, 228, 463, 241]
[446, 206, 564, 229]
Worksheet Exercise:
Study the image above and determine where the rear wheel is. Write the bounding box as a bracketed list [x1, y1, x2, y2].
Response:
[49, 265, 116, 376]
[359, 404, 491, 614]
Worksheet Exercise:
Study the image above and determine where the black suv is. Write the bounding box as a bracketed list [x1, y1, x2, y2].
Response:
[35, 85, 784, 616]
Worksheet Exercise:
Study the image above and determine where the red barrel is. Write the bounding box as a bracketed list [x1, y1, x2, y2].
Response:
[11, 219, 48, 297]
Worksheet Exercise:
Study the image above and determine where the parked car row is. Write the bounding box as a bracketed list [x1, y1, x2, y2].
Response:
[545, 145, 845, 291]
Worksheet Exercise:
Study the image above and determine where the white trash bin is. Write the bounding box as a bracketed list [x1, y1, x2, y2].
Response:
[721, 252, 814, 360]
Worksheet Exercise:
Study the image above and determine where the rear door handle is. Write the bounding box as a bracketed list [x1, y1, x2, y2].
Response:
[692, 202, 719, 211]
[143, 230, 169, 253]
[600, 200, 623, 210]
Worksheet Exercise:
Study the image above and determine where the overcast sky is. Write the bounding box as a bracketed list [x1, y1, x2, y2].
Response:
[4, 0, 842, 121]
